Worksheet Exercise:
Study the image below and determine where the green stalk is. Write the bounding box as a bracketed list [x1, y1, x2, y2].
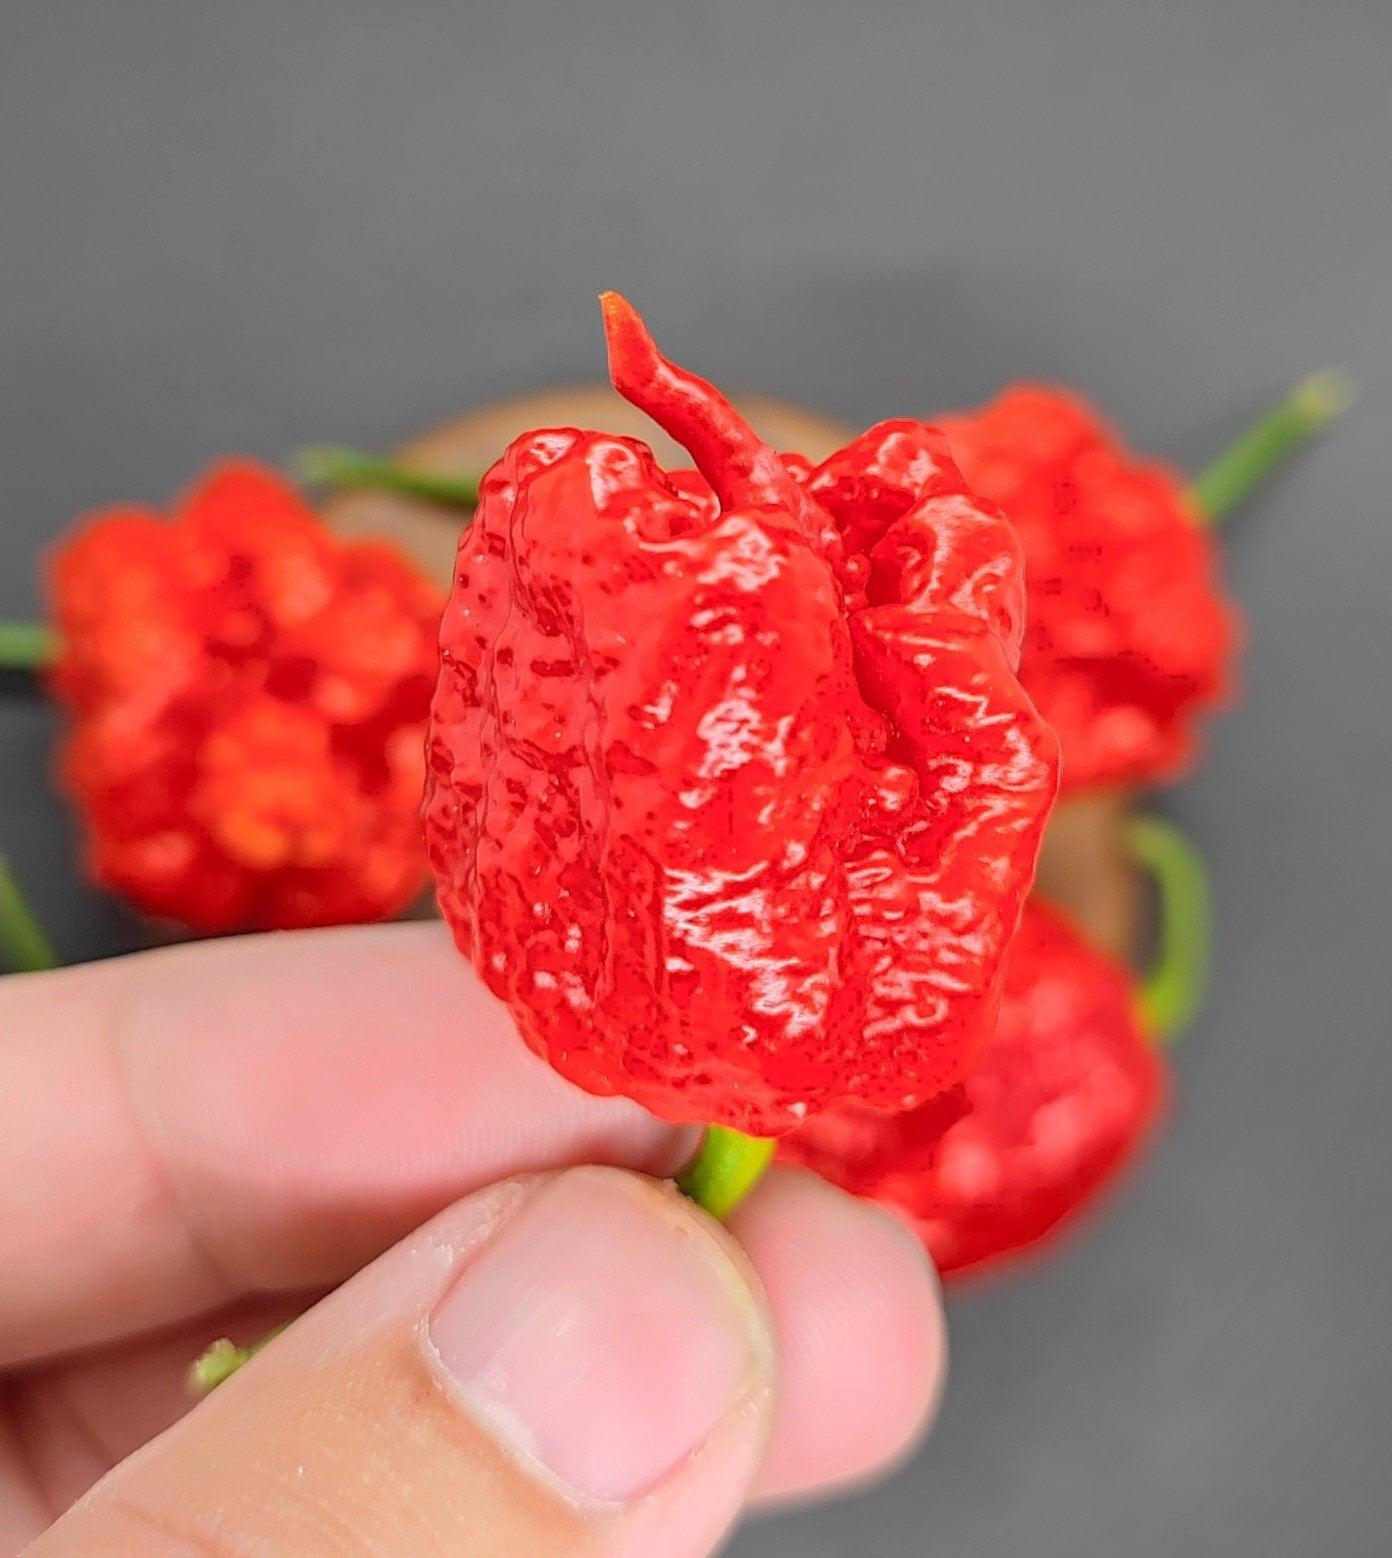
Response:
[190, 1324, 287, 1393]
[0, 856, 58, 973]
[678, 1126, 776, 1220]
[1190, 370, 1354, 526]
[295, 445, 480, 508]
[0, 622, 57, 672]
[1127, 815, 1211, 1041]
[194, 1134, 777, 1390]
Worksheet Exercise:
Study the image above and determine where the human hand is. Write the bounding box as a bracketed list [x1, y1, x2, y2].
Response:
[1, 924, 945, 1555]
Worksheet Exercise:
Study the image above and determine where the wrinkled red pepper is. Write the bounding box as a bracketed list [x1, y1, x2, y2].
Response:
[935, 385, 1240, 792]
[780, 900, 1167, 1279]
[426, 295, 1059, 1137]
[47, 461, 441, 932]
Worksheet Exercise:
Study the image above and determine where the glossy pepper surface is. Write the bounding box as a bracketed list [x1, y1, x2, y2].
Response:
[780, 900, 1167, 1278]
[425, 295, 1059, 1136]
[936, 385, 1240, 792]
[49, 461, 440, 932]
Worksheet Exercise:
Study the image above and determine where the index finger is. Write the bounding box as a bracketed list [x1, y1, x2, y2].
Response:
[1, 923, 691, 1366]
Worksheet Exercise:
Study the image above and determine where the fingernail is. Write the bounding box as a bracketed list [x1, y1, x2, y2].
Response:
[428, 1167, 765, 1505]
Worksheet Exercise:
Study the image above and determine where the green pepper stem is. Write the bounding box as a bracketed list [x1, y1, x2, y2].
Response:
[0, 622, 57, 672]
[0, 856, 58, 973]
[1127, 815, 1211, 1041]
[678, 1126, 776, 1219]
[189, 1323, 287, 1394]
[295, 445, 480, 508]
[1190, 370, 1354, 526]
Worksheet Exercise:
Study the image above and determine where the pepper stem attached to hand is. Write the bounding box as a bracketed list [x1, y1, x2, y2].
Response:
[0, 622, 57, 673]
[295, 445, 481, 508]
[1190, 370, 1354, 526]
[0, 855, 58, 973]
[678, 1126, 776, 1220]
[1127, 815, 1211, 1041]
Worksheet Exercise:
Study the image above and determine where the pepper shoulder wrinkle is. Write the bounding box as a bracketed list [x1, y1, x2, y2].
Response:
[425, 295, 1060, 1135]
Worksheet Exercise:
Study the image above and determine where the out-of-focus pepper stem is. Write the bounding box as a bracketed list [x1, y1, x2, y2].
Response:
[0, 856, 58, 973]
[0, 622, 57, 673]
[678, 1126, 776, 1220]
[1190, 370, 1355, 526]
[295, 445, 481, 508]
[1127, 815, 1211, 1041]
[189, 1324, 287, 1394]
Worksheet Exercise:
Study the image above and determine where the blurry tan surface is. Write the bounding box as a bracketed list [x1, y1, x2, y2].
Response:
[1034, 792, 1142, 965]
[323, 384, 855, 586]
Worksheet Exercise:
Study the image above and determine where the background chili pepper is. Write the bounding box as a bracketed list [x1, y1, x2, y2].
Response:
[781, 812, 1209, 1280]
[30, 461, 442, 934]
[933, 384, 1240, 792]
[780, 899, 1168, 1280]
[426, 295, 1059, 1140]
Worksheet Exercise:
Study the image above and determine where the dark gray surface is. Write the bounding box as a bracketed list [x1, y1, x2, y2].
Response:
[3, 2, 1390, 1553]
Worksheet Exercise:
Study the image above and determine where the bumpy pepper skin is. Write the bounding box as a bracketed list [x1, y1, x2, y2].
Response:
[936, 386, 1240, 792]
[49, 461, 440, 932]
[780, 901, 1167, 1279]
[425, 296, 1059, 1136]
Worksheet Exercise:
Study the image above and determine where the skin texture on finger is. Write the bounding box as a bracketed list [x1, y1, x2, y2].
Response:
[32, 1170, 779, 1558]
[7, 1172, 946, 1531]
[5, 1291, 311, 1531]
[730, 1169, 946, 1501]
[0, 924, 694, 1366]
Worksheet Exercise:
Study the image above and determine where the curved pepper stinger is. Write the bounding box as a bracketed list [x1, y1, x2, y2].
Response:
[599, 291, 816, 530]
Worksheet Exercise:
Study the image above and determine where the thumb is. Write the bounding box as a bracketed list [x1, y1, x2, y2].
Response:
[34, 1169, 777, 1558]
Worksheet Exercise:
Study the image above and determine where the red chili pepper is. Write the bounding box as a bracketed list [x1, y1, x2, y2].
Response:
[934, 385, 1240, 792]
[781, 814, 1208, 1278]
[45, 460, 441, 932]
[425, 294, 1059, 1139]
[780, 899, 1167, 1280]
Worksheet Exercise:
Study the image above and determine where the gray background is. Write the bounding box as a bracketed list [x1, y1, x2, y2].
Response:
[2, 2, 1389, 1553]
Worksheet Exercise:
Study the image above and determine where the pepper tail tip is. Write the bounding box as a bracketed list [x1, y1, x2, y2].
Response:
[598, 290, 660, 394]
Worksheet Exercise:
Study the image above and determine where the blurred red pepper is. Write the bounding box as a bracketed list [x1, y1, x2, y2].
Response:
[426, 295, 1059, 1139]
[781, 899, 1166, 1280]
[44, 461, 441, 932]
[781, 814, 1208, 1279]
[934, 385, 1239, 792]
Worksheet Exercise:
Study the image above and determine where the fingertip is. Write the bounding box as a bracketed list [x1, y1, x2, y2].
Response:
[727, 1165, 946, 1502]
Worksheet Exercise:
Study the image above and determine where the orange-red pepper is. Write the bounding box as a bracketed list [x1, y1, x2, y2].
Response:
[47, 461, 440, 932]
